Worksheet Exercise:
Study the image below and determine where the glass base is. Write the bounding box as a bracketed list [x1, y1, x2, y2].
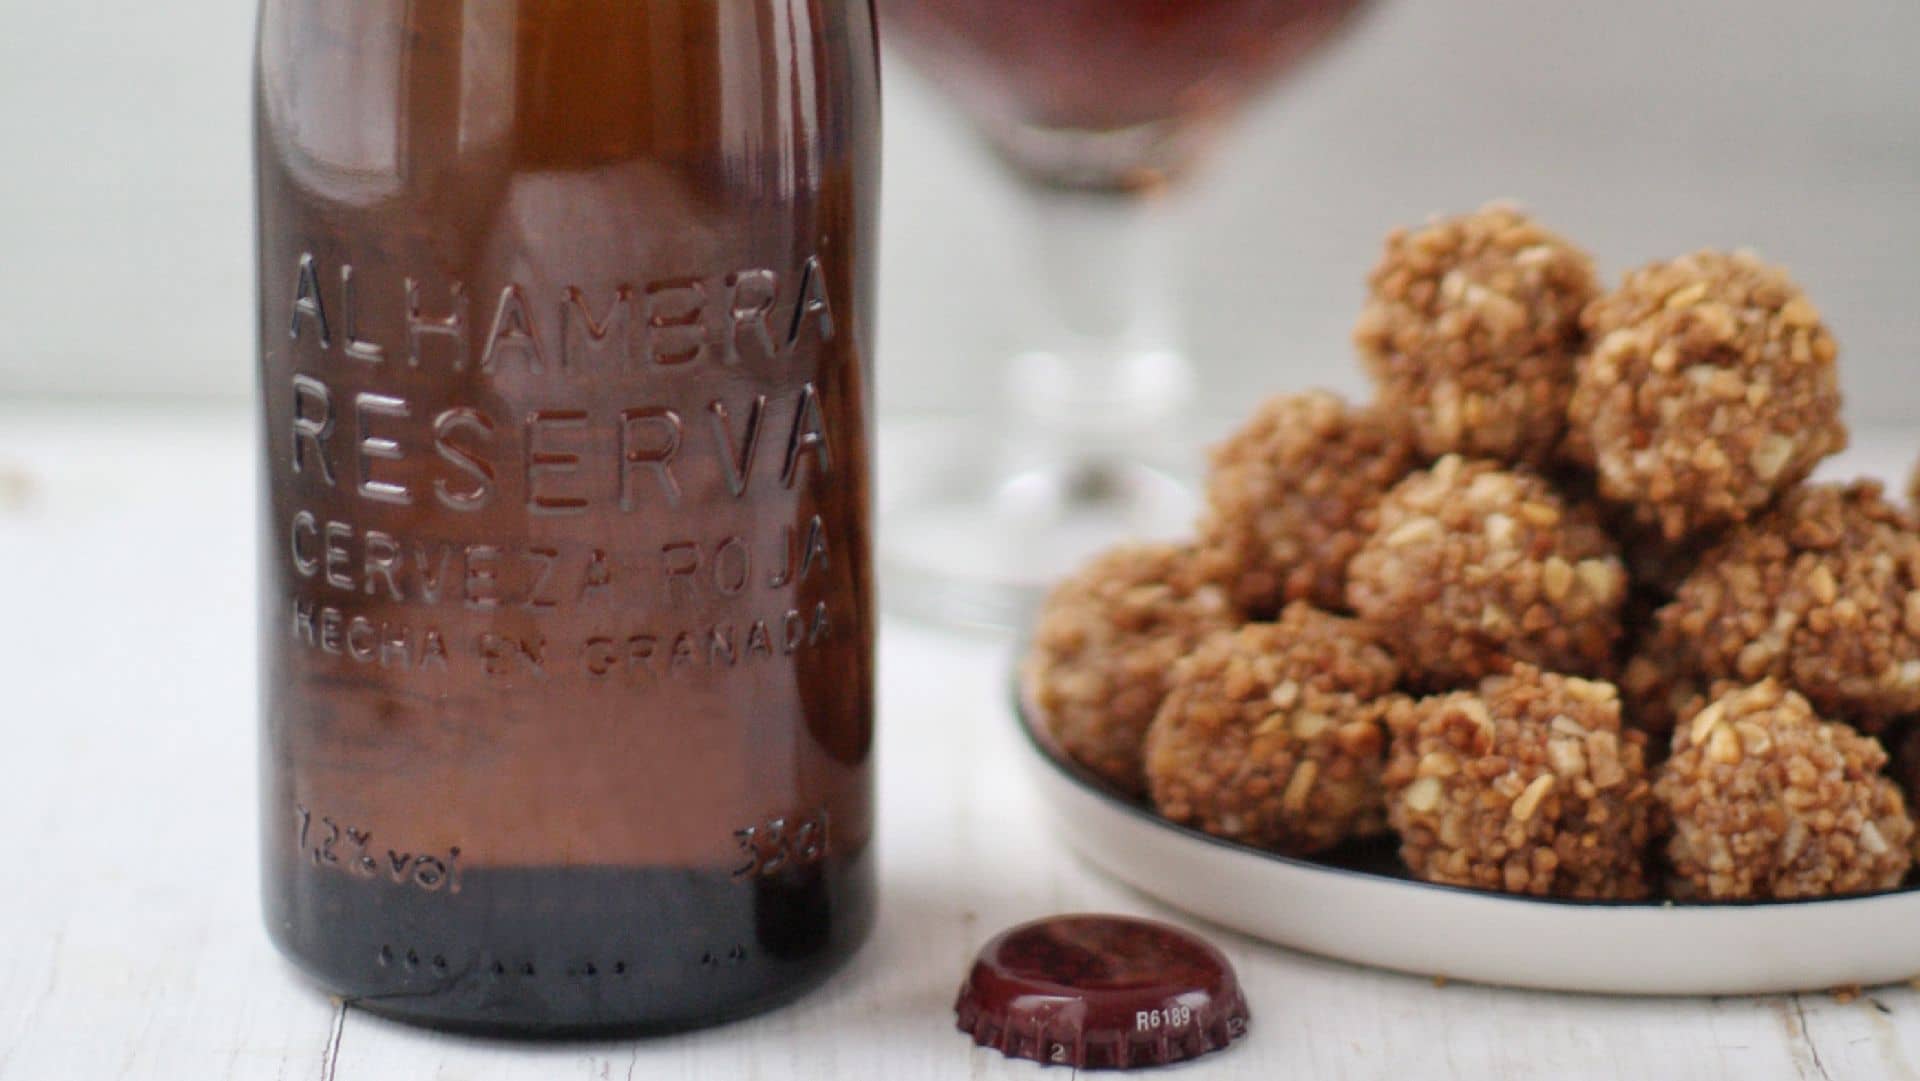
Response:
[880, 417, 1201, 631]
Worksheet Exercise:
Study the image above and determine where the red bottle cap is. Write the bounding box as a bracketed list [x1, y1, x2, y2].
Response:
[954, 914, 1250, 1069]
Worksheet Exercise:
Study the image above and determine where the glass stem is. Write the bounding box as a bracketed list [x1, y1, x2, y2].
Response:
[1006, 184, 1192, 464]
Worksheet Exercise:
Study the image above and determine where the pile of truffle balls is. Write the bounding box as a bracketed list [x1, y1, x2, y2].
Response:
[1025, 202, 1920, 902]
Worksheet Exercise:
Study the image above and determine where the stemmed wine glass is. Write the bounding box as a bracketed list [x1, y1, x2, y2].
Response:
[877, 0, 1375, 628]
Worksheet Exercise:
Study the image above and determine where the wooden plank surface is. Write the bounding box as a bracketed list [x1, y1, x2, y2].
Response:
[1, 404, 1918, 1080]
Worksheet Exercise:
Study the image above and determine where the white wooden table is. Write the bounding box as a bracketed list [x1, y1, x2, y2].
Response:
[2, 403, 1916, 1080]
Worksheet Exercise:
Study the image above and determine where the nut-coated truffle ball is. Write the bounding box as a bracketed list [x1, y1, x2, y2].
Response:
[1569, 249, 1847, 542]
[1354, 202, 1600, 466]
[1145, 605, 1401, 854]
[1655, 681, 1913, 900]
[1199, 391, 1417, 615]
[1025, 544, 1238, 796]
[1347, 455, 1629, 689]
[1381, 665, 1656, 899]
[1654, 482, 1920, 730]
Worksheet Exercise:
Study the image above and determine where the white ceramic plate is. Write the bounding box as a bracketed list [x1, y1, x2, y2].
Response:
[1016, 691, 1920, 996]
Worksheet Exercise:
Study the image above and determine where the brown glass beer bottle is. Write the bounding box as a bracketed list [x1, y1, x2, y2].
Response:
[255, 0, 879, 1035]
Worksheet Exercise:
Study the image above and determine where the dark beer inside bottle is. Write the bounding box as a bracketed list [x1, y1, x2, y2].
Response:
[256, 0, 878, 1035]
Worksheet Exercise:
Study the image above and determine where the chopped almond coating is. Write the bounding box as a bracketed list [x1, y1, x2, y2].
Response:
[1347, 455, 1628, 688]
[1145, 606, 1400, 854]
[1656, 681, 1913, 900]
[1025, 544, 1238, 796]
[1655, 482, 1920, 730]
[1569, 249, 1846, 542]
[1200, 391, 1417, 614]
[1354, 202, 1599, 466]
[1382, 665, 1655, 899]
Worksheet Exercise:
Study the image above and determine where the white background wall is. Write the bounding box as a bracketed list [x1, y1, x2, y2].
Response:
[2, 1, 1916, 423]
